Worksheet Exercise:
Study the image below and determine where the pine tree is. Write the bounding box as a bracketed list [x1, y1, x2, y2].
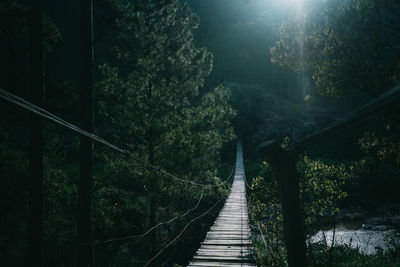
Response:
[95, 0, 235, 262]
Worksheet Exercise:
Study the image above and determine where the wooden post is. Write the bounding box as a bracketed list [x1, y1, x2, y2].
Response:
[259, 140, 307, 267]
[26, 0, 44, 265]
[78, 0, 94, 266]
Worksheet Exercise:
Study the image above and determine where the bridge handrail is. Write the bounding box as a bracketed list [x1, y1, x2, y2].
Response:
[292, 84, 400, 150]
[258, 83, 400, 267]
[144, 197, 224, 267]
[0, 87, 233, 189]
[1, 86, 237, 264]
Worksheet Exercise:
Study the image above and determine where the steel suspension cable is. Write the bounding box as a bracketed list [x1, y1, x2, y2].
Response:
[143, 197, 224, 267]
[257, 222, 268, 248]
[70, 167, 234, 248]
[93, 186, 205, 245]
[0, 88, 232, 188]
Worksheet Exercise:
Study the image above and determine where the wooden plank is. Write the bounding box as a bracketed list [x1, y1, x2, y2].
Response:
[188, 143, 257, 267]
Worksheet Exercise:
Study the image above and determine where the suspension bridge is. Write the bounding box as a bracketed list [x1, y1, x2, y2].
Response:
[3, 84, 400, 266]
[0, 88, 257, 266]
[188, 143, 256, 267]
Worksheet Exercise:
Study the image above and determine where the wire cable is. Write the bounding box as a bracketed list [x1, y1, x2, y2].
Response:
[73, 166, 234, 247]
[215, 165, 235, 186]
[0, 88, 232, 188]
[88, 166, 233, 246]
[257, 222, 268, 248]
[143, 197, 224, 267]
[68, 166, 234, 248]
[93, 187, 205, 245]
[0, 88, 236, 264]
[245, 175, 253, 191]
[0, 88, 126, 153]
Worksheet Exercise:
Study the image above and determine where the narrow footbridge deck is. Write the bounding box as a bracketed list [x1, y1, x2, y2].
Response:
[188, 144, 256, 267]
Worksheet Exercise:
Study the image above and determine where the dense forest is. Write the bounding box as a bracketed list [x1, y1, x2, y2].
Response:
[0, 0, 399, 266]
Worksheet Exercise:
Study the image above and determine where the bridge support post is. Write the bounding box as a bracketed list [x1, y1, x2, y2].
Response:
[259, 140, 307, 267]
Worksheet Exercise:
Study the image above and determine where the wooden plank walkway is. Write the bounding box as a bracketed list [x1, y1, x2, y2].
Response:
[188, 143, 256, 267]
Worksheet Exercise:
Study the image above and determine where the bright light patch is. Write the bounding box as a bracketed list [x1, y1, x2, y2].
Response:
[271, 0, 304, 11]
[252, 0, 307, 13]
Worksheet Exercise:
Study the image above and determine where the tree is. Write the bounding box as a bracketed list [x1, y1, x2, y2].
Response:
[271, 0, 400, 97]
[95, 0, 235, 263]
[250, 157, 349, 266]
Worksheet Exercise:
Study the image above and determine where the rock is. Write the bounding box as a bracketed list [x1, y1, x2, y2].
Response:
[341, 212, 365, 221]
[361, 224, 388, 230]
[385, 216, 400, 226]
[365, 217, 383, 225]
[373, 225, 389, 231]
[362, 224, 373, 230]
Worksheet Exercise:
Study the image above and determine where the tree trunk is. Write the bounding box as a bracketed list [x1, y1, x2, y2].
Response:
[259, 140, 307, 267]
[25, 0, 44, 266]
[78, 0, 94, 266]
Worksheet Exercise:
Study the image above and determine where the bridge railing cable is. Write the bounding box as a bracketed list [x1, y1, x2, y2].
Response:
[143, 197, 224, 267]
[257, 84, 400, 267]
[80, 166, 234, 244]
[0, 164, 234, 253]
[291, 84, 400, 151]
[257, 222, 268, 248]
[72, 167, 234, 248]
[244, 174, 252, 191]
[0, 88, 232, 189]
[90, 186, 206, 245]
[0, 87, 237, 266]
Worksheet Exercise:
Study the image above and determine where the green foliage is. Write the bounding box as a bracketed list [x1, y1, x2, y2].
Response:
[271, 0, 400, 97]
[228, 83, 269, 145]
[249, 154, 350, 266]
[95, 0, 236, 179]
[42, 14, 61, 53]
[0, 0, 26, 36]
[1, 0, 236, 266]
[43, 166, 78, 265]
[384, 230, 400, 261]
[249, 129, 400, 266]
[93, 0, 236, 264]
[307, 231, 400, 267]
[227, 82, 310, 156]
[358, 129, 400, 166]
[249, 163, 287, 266]
[347, 121, 400, 203]
[0, 130, 29, 266]
[280, 136, 290, 150]
[0, 0, 61, 53]
[298, 156, 349, 231]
